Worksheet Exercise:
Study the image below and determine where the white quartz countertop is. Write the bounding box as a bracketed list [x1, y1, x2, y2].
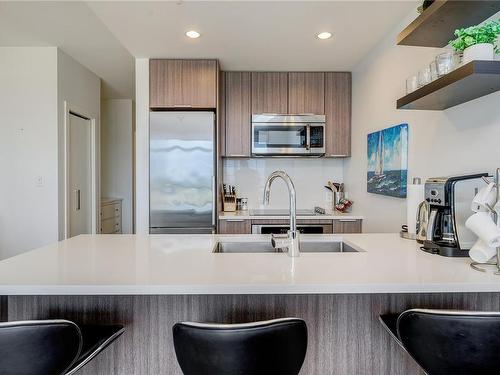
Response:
[219, 211, 364, 220]
[0, 233, 499, 295]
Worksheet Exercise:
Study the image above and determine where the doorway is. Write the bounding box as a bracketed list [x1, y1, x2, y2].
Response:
[64, 104, 98, 239]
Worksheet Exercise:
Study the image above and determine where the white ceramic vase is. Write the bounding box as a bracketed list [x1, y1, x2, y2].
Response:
[463, 43, 494, 64]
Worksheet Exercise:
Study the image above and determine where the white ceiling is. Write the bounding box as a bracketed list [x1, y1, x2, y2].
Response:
[0, 1, 418, 98]
[88, 0, 417, 71]
[0, 1, 135, 99]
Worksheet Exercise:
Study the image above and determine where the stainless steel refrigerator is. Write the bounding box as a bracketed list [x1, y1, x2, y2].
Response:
[149, 112, 216, 234]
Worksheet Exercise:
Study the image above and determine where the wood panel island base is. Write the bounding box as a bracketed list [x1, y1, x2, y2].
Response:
[2, 293, 499, 374]
[2, 234, 500, 374]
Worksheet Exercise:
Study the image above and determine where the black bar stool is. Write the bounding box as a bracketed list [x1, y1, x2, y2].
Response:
[0, 319, 124, 375]
[380, 309, 500, 375]
[173, 317, 307, 375]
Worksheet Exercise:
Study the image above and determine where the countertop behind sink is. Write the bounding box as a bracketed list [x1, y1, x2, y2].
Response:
[219, 209, 364, 220]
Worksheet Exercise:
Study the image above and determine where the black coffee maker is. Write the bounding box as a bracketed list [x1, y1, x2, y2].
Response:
[421, 173, 488, 257]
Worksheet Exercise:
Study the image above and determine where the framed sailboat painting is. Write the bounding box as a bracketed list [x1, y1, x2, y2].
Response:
[367, 123, 408, 198]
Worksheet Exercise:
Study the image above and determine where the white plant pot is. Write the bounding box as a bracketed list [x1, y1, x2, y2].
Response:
[463, 43, 494, 64]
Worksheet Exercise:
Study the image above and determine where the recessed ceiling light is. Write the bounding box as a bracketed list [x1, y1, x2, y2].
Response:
[317, 32, 332, 40]
[185, 30, 201, 39]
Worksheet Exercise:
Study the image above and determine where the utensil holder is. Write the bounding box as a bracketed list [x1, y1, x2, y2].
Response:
[470, 168, 500, 275]
[333, 191, 345, 206]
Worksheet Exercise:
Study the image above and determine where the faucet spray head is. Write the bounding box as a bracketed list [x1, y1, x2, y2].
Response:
[263, 190, 270, 205]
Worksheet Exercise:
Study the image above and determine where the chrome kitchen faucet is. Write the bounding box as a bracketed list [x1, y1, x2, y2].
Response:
[263, 171, 300, 257]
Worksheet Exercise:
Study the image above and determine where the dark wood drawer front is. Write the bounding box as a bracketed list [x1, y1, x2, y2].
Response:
[333, 219, 362, 234]
[218, 219, 251, 234]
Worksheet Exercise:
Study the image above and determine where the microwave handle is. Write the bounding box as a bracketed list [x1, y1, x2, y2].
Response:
[306, 124, 311, 150]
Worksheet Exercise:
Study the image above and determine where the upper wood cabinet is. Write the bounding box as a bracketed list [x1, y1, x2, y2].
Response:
[218, 72, 227, 157]
[220, 70, 351, 158]
[224, 72, 251, 157]
[251, 72, 288, 114]
[324, 72, 352, 157]
[149, 59, 218, 109]
[288, 72, 325, 114]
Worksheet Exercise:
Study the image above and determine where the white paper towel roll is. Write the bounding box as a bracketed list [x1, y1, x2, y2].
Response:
[406, 182, 424, 235]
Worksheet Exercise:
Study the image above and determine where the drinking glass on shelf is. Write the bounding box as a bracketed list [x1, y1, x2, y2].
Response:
[429, 60, 439, 81]
[453, 51, 463, 68]
[436, 52, 454, 76]
[418, 66, 431, 87]
[406, 75, 418, 94]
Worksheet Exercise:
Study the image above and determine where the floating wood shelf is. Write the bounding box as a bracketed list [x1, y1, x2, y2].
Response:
[397, 60, 500, 110]
[397, 0, 500, 47]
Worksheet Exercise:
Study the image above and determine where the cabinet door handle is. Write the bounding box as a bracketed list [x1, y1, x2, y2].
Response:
[338, 219, 357, 222]
[212, 176, 216, 226]
[329, 154, 348, 157]
[226, 219, 245, 222]
[173, 104, 193, 108]
[75, 189, 81, 211]
[306, 124, 311, 150]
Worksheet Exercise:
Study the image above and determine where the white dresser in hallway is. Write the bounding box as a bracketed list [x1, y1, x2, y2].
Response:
[100, 198, 122, 234]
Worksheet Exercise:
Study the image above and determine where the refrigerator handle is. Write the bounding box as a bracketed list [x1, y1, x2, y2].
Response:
[212, 175, 217, 226]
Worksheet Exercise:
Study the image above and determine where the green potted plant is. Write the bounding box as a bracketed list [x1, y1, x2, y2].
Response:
[449, 20, 500, 64]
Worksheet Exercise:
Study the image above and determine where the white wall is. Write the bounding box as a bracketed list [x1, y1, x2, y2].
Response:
[57, 49, 101, 239]
[223, 158, 343, 210]
[135, 58, 149, 234]
[0, 47, 101, 260]
[101, 99, 134, 233]
[345, 11, 500, 233]
[0, 47, 59, 259]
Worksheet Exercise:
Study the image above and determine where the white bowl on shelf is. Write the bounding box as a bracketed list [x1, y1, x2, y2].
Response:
[463, 43, 495, 64]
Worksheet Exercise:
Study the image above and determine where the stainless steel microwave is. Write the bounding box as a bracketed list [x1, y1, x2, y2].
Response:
[251, 114, 326, 156]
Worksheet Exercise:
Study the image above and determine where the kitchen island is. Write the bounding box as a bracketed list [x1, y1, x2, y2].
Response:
[1, 233, 500, 374]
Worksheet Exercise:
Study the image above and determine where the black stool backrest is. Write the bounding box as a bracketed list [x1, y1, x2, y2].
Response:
[173, 318, 307, 375]
[0, 320, 82, 375]
[397, 309, 500, 375]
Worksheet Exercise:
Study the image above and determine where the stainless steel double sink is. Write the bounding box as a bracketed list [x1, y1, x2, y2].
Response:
[213, 241, 360, 253]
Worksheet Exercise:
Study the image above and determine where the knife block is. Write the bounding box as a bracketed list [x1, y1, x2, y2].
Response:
[222, 193, 237, 212]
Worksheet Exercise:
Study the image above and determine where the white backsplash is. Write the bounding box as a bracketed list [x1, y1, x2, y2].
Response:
[223, 158, 344, 210]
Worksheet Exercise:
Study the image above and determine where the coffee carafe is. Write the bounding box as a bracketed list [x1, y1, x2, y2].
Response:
[421, 173, 488, 257]
[416, 200, 429, 243]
